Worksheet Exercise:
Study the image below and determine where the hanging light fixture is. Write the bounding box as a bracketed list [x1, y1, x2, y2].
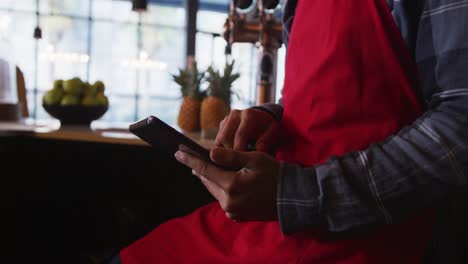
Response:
[33, 0, 41, 39]
[132, 0, 148, 12]
[33, 25, 42, 39]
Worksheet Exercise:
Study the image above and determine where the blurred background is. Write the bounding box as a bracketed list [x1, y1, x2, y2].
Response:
[0, 1, 288, 263]
[0, 0, 286, 127]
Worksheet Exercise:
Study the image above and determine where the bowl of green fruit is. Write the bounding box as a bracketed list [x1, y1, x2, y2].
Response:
[42, 77, 109, 126]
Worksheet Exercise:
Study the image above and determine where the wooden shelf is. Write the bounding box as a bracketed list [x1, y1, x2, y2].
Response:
[0, 120, 216, 149]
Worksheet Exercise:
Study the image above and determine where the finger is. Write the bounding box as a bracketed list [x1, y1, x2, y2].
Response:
[200, 176, 246, 215]
[192, 170, 225, 198]
[192, 169, 200, 177]
[175, 150, 235, 188]
[215, 117, 228, 148]
[255, 122, 280, 153]
[199, 175, 225, 202]
[233, 110, 262, 151]
[210, 148, 250, 170]
[215, 112, 241, 149]
[219, 116, 227, 129]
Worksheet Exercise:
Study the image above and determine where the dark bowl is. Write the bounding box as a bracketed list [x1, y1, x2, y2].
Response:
[43, 104, 108, 126]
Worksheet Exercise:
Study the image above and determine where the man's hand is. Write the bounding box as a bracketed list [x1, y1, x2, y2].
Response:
[216, 108, 280, 153]
[175, 147, 280, 221]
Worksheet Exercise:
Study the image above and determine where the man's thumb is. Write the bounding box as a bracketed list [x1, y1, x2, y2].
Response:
[210, 148, 249, 170]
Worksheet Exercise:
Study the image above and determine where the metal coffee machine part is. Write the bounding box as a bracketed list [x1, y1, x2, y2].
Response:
[224, 0, 283, 105]
[0, 58, 21, 121]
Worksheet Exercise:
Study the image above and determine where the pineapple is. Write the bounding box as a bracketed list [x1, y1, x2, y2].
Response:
[173, 63, 205, 132]
[201, 61, 240, 137]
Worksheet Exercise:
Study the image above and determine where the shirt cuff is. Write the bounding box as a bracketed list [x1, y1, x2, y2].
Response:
[277, 162, 322, 235]
[251, 103, 284, 122]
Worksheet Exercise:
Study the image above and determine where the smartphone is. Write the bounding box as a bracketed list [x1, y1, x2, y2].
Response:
[129, 115, 218, 167]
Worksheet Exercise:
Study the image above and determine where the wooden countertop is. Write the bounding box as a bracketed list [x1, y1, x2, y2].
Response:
[0, 119, 216, 149]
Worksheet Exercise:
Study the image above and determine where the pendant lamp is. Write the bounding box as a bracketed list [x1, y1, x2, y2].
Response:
[132, 0, 147, 12]
[33, 26, 42, 39]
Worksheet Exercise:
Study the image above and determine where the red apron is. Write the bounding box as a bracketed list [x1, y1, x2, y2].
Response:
[120, 0, 434, 263]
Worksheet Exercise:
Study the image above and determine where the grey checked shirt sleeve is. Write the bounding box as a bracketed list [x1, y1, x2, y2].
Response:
[278, 0, 468, 234]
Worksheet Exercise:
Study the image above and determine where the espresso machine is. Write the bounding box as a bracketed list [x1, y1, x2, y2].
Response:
[224, 0, 283, 105]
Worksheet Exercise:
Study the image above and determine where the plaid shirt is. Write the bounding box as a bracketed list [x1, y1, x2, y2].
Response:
[267, 0, 468, 239]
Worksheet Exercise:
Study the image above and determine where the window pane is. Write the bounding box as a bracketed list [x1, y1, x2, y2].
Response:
[138, 26, 185, 97]
[38, 16, 89, 90]
[31, 91, 52, 120]
[0, 0, 35, 12]
[230, 43, 257, 108]
[138, 98, 182, 128]
[197, 10, 226, 34]
[195, 32, 218, 70]
[90, 21, 137, 96]
[141, 5, 185, 28]
[276, 45, 286, 103]
[26, 92, 36, 119]
[92, 0, 138, 23]
[101, 96, 135, 123]
[40, 0, 90, 16]
[1, 11, 36, 91]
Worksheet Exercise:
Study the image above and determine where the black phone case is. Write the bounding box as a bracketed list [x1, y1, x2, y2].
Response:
[129, 115, 214, 165]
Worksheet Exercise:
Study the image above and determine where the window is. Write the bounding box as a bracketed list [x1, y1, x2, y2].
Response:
[1, 0, 285, 127]
[1, 0, 187, 126]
